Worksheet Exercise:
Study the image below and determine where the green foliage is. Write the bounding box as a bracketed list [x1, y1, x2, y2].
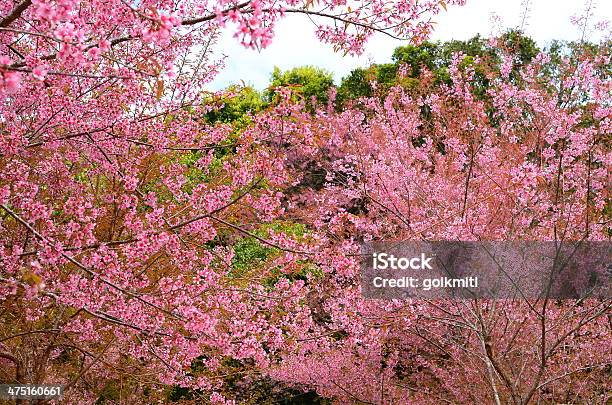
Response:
[267, 66, 334, 110]
[204, 85, 266, 124]
[336, 31, 542, 106]
[228, 221, 322, 286]
[438, 35, 497, 66]
[230, 222, 305, 275]
[337, 36, 497, 105]
[498, 29, 539, 67]
[185, 87, 267, 194]
[375, 63, 399, 89]
[231, 234, 273, 275]
[392, 41, 440, 75]
[180, 150, 226, 194]
[336, 63, 399, 107]
[336, 67, 375, 105]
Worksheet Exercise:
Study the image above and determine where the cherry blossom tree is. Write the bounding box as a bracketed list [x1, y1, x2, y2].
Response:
[264, 40, 611, 404]
[0, 0, 469, 402]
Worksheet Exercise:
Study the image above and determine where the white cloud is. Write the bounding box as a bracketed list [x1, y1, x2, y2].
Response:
[208, 0, 611, 90]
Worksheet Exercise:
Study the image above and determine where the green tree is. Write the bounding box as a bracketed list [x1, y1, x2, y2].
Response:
[204, 85, 266, 124]
[336, 32, 541, 106]
[267, 66, 335, 110]
[498, 29, 540, 66]
[336, 67, 375, 106]
[392, 41, 440, 76]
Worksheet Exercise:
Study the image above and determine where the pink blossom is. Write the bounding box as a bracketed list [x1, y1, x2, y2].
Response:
[32, 66, 48, 80]
[2, 71, 21, 93]
[87, 47, 102, 60]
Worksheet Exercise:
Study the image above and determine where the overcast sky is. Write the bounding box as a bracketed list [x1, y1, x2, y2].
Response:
[208, 0, 611, 90]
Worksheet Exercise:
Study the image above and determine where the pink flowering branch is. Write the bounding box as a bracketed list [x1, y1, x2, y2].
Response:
[0, 204, 183, 320]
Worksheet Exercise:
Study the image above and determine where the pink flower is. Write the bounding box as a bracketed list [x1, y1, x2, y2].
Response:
[32, 0, 56, 21]
[3, 71, 21, 93]
[87, 47, 102, 60]
[99, 39, 111, 51]
[0, 186, 9, 204]
[227, 9, 240, 22]
[32, 66, 48, 80]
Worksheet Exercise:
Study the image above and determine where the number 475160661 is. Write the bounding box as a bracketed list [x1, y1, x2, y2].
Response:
[0, 384, 63, 400]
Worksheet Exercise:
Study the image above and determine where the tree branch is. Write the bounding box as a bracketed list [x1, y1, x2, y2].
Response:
[0, 0, 32, 28]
